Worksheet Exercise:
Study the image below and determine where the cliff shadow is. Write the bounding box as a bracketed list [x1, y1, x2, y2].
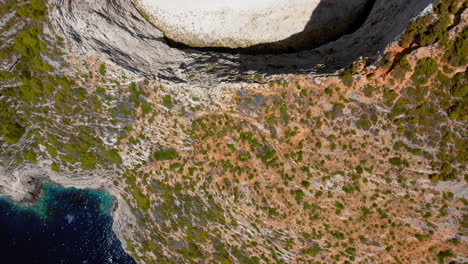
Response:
[169, 0, 377, 77]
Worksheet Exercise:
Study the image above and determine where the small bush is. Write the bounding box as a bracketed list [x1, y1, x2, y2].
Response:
[388, 157, 409, 167]
[391, 57, 412, 81]
[105, 149, 122, 163]
[51, 163, 60, 172]
[301, 180, 310, 188]
[24, 150, 38, 163]
[0, 117, 25, 144]
[383, 88, 398, 105]
[340, 66, 357, 87]
[163, 95, 173, 108]
[437, 249, 453, 263]
[411, 58, 438, 86]
[447, 101, 466, 121]
[16, 0, 47, 19]
[154, 148, 179, 161]
[445, 26, 468, 66]
[99, 64, 106, 76]
[80, 152, 98, 170]
[401, 16, 431, 48]
[293, 189, 305, 204]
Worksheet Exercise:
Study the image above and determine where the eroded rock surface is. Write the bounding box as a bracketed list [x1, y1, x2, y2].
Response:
[50, 0, 432, 83]
[133, 0, 371, 49]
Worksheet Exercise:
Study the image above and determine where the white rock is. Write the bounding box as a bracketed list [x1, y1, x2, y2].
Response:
[134, 0, 369, 48]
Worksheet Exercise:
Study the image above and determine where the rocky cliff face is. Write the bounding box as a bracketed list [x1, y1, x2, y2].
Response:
[50, 0, 433, 84]
[2, 0, 467, 263]
[133, 0, 372, 50]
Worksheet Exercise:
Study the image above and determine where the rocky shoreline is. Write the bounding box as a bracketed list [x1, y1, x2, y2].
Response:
[0, 163, 138, 257]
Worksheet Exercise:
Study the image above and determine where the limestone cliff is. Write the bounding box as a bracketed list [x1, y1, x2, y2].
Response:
[50, 0, 433, 83]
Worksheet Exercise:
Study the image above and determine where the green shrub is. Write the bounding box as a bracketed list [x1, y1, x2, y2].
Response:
[356, 117, 371, 130]
[418, 16, 450, 46]
[99, 64, 106, 76]
[141, 101, 152, 115]
[331, 230, 345, 240]
[437, 249, 453, 263]
[401, 16, 431, 48]
[411, 58, 438, 86]
[435, 0, 461, 16]
[450, 72, 468, 98]
[362, 84, 378, 98]
[163, 95, 173, 108]
[447, 101, 466, 121]
[80, 152, 98, 170]
[154, 148, 179, 161]
[24, 150, 38, 163]
[51, 163, 60, 172]
[391, 57, 411, 80]
[16, 0, 47, 18]
[301, 180, 310, 188]
[383, 88, 398, 105]
[388, 157, 409, 167]
[46, 144, 58, 158]
[0, 114, 25, 144]
[388, 98, 409, 120]
[257, 146, 276, 163]
[0, 71, 13, 81]
[133, 189, 151, 210]
[105, 149, 122, 163]
[431, 163, 457, 181]
[293, 189, 305, 204]
[401, 2, 452, 48]
[445, 26, 468, 66]
[340, 66, 357, 87]
[451, 83, 468, 98]
[301, 244, 321, 256]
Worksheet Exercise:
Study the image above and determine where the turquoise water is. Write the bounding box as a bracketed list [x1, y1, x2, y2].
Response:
[0, 184, 136, 264]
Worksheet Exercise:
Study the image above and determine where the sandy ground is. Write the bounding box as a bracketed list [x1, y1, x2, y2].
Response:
[134, 0, 362, 48]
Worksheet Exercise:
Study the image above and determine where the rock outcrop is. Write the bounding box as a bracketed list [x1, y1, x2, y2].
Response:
[50, 0, 433, 83]
[133, 0, 372, 50]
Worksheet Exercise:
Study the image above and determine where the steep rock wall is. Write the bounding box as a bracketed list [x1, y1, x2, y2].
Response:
[50, 0, 433, 84]
[133, 0, 372, 50]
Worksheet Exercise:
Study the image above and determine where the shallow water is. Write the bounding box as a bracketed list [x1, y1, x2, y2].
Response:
[0, 184, 136, 264]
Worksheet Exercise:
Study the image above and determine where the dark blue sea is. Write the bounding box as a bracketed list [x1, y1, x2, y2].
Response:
[0, 184, 136, 264]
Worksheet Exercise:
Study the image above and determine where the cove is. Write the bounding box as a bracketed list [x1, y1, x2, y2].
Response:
[0, 184, 136, 264]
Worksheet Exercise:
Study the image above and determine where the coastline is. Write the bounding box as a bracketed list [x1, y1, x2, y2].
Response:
[0, 162, 139, 262]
